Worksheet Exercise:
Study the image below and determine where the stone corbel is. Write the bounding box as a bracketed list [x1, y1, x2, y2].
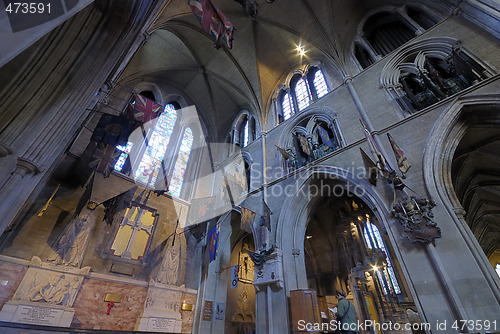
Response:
[15, 157, 44, 176]
[0, 142, 13, 157]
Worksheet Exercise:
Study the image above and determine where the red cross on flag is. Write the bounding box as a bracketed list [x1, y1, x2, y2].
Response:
[89, 143, 120, 177]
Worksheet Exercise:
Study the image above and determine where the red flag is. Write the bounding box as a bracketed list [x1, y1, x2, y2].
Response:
[89, 143, 121, 177]
[387, 133, 411, 174]
[187, 0, 235, 48]
[127, 94, 162, 124]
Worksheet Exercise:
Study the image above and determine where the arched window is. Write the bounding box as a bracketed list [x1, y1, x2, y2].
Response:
[134, 103, 177, 188]
[363, 220, 401, 294]
[169, 127, 193, 197]
[282, 92, 295, 121]
[312, 70, 328, 98]
[278, 67, 329, 123]
[242, 118, 250, 147]
[354, 6, 441, 69]
[295, 78, 311, 111]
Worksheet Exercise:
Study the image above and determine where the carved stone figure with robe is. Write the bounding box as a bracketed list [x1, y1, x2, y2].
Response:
[47, 207, 98, 267]
[157, 245, 180, 285]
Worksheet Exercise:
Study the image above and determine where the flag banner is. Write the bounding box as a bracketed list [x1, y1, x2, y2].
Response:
[240, 206, 256, 233]
[187, 0, 235, 48]
[89, 142, 121, 177]
[275, 145, 290, 160]
[91, 114, 136, 146]
[189, 196, 216, 224]
[75, 172, 95, 217]
[359, 119, 393, 178]
[387, 133, 411, 174]
[317, 124, 336, 148]
[230, 264, 239, 289]
[208, 224, 219, 262]
[90, 174, 136, 205]
[360, 148, 378, 186]
[261, 200, 272, 231]
[127, 94, 162, 124]
[298, 133, 312, 156]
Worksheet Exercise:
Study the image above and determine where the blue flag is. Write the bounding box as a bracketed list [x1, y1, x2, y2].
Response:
[208, 224, 219, 262]
[317, 124, 336, 148]
[231, 265, 239, 289]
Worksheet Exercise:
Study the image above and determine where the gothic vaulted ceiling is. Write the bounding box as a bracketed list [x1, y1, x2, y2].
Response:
[116, 0, 452, 141]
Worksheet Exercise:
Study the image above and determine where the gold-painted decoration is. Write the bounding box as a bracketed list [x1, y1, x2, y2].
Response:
[104, 293, 122, 303]
[181, 302, 193, 311]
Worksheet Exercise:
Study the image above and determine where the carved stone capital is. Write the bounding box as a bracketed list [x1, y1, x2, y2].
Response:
[0, 142, 13, 157]
[453, 207, 466, 219]
[292, 249, 300, 257]
[15, 157, 43, 176]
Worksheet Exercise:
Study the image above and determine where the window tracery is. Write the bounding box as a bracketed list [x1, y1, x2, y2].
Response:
[277, 66, 330, 123]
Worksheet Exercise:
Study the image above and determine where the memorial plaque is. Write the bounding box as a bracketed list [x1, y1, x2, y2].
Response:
[202, 300, 213, 321]
[12, 305, 64, 326]
[147, 317, 176, 332]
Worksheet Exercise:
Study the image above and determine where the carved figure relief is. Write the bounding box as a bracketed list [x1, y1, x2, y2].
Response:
[13, 258, 89, 307]
[157, 245, 180, 285]
[47, 208, 98, 267]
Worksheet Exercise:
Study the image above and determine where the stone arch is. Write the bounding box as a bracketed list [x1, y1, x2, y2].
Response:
[275, 165, 414, 301]
[423, 94, 500, 304]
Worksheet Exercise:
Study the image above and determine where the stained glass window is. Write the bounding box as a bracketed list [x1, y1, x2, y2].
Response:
[169, 127, 193, 197]
[282, 92, 295, 121]
[242, 119, 249, 147]
[496, 263, 500, 278]
[134, 104, 177, 187]
[364, 219, 401, 294]
[295, 78, 311, 111]
[114, 142, 133, 172]
[313, 70, 328, 98]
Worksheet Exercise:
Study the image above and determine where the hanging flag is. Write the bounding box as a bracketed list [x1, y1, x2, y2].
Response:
[240, 206, 256, 233]
[91, 114, 136, 147]
[298, 133, 312, 156]
[317, 124, 336, 148]
[187, 0, 235, 49]
[75, 173, 95, 217]
[89, 143, 121, 177]
[208, 224, 220, 262]
[261, 200, 272, 231]
[126, 94, 162, 125]
[189, 196, 216, 224]
[360, 148, 378, 186]
[387, 133, 411, 174]
[230, 264, 239, 289]
[275, 145, 290, 160]
[359, 119, 392, 178]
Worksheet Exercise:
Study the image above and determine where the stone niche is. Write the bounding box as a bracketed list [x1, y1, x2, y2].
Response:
[0, 256, 89, 327]
[136, 280, 197, 333]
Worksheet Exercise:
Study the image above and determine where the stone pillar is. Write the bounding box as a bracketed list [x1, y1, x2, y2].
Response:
[253, 249, 288, 334]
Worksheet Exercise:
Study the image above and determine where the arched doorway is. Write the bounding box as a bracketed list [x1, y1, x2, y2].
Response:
[304, 192, 415, 332]
[423, 96, 500, 312]
[277, 168, 421, 333]
[224, 212, 256, 334]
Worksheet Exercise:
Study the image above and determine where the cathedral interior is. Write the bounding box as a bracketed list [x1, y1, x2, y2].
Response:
[0, 0, 499, 333]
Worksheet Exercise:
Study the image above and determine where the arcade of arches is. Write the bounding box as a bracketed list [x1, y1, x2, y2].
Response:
[0, 0, 500, 333]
